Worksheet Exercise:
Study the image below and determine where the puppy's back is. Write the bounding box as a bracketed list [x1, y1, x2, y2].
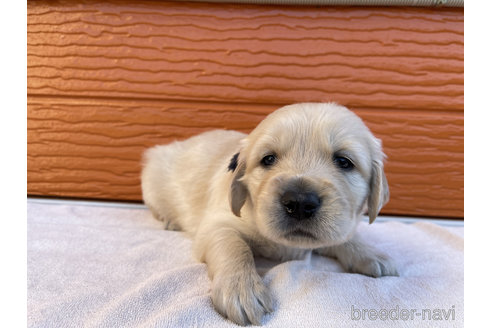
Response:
[141, 129, 245, 234]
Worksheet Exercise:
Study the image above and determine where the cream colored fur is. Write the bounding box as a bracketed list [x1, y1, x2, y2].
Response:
[141, 103, 397, 326]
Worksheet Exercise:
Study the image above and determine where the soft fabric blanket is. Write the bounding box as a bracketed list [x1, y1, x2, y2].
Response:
[27, 200, 463, 327]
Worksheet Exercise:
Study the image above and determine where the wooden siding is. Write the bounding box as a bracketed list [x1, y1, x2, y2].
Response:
[27, 0, 464, 218]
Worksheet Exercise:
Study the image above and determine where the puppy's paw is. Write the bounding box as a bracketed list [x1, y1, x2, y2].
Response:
[347, 252, 398, 278]
[147, 206, 181, 231]
[162, 218, 181, 231]
[212, 271, 273, 326]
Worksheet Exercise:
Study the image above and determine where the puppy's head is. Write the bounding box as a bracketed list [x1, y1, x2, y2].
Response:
[229, 103, 389, 249]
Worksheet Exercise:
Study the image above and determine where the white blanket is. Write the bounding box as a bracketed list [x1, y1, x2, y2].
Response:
[27, 200, 463, 327]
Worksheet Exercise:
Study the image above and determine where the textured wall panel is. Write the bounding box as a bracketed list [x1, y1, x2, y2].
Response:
[27, 0, 464, 218]
[27, 0, 463, 110]
[27, 97, 463, 217]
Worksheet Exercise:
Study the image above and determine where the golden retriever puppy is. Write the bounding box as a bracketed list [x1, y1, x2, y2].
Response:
[141, 103, 397, 326]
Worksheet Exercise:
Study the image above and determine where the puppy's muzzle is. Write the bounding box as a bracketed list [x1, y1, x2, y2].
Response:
[280, 190, 321, 221]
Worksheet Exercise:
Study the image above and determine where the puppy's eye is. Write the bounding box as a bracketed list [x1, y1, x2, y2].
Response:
[261, 154, 276, 167]
[334, 156, 354, 170]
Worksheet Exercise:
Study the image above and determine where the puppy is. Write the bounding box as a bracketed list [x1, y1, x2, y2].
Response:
[141, 103, 398, 326]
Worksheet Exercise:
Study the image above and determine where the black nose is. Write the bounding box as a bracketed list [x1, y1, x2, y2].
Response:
[280, 191, 321, 220]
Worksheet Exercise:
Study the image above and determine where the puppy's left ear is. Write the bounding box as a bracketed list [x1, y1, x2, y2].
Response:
[367, 160, 389, 224]
[229, 152, 248, 217]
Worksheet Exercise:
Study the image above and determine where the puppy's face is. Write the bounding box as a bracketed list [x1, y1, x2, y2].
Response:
[230, 103, 389, 249]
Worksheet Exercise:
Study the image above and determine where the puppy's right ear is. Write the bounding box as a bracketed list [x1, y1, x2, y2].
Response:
[229, 152, 248, 217]
[367, 159, 390, 224]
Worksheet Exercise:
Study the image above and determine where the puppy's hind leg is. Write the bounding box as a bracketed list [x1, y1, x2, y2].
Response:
[141, 144, 183, 231]
[147, 204, 182, 231]
[162, 219, 181, 231]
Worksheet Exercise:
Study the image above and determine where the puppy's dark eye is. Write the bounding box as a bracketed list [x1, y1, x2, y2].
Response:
[261, 154, 276, 167]
[334, 156, 354, 170]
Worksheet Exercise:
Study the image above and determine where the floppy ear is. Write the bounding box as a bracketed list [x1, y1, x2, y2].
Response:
[229, 153, 248, 217]
[367, 160, 389, 224]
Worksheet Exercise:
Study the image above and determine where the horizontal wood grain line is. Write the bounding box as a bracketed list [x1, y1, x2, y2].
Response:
[27, 32, 462, 50]
[27, 21, 464, 38]
[28, 123, 464, 140]
[27, 93, 463, 115]
[27, 95, 465, 121]
[26, 44, 464, 63]
[27, 67, 463, 90]
[27, 165, 139, 176]
[26, 32, 463, 49]
[27, 61, 462, 79]
[27, 81, 463, 99]
[27, 77, 463, 96]
[27, 6, 463, 23]
[28, 172, 137, 180]
[392, 38, 462, 46]
[24, 30, 408, 43]
[27, 128, 464, 151]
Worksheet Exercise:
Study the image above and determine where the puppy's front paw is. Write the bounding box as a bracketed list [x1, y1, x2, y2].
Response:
[347, 252, 399, 278]
[212, 271, 273, 326]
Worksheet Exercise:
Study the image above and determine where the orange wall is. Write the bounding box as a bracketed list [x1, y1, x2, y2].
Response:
[27, 0, 464, 218]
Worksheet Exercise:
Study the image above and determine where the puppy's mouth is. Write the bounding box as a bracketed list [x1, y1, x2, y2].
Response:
[285, 229, 316, 240]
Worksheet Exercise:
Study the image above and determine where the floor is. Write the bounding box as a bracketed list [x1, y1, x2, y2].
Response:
[27, 197, 464, 328]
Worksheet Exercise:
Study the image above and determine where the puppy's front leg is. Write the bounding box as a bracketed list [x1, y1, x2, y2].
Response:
[196, 227, 273, 326]
[315, 233, 398, 278]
